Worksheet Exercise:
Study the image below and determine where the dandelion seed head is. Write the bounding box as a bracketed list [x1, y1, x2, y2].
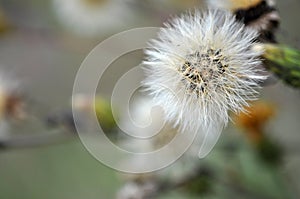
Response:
[142, 9, 266, 138]
[178, 48, 230, 98]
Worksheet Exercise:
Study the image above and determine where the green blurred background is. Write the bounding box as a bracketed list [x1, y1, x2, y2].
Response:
[0, 0, 300, 198]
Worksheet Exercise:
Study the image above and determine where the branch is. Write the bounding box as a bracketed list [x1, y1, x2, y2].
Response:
[0, 129, 75, 150]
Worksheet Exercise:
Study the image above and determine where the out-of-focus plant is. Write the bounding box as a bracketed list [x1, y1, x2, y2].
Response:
[255, 44, 300, 88]
[0, 8, 11, 34]
[72, 94, 117, 132]
[234, 101, 282, 165]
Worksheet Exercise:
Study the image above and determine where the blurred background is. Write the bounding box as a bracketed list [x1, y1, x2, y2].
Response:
[0, 0, 300, 198]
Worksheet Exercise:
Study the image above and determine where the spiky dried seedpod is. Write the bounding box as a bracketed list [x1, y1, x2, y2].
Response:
[207, 0, 280, 43]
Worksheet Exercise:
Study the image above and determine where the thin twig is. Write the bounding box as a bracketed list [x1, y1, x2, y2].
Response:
[0, 129, 75, 150]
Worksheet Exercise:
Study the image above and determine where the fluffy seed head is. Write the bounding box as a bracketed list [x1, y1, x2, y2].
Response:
[142, 9, 266, 137]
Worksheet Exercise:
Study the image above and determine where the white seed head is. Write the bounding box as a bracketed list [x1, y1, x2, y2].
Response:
[142, 9, 266, 141]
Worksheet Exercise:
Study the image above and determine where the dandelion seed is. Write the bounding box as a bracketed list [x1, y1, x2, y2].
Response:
[142, 9, 266, 157]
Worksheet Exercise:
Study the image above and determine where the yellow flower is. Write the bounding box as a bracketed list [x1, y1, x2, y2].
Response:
[234, 101, 275, 143]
